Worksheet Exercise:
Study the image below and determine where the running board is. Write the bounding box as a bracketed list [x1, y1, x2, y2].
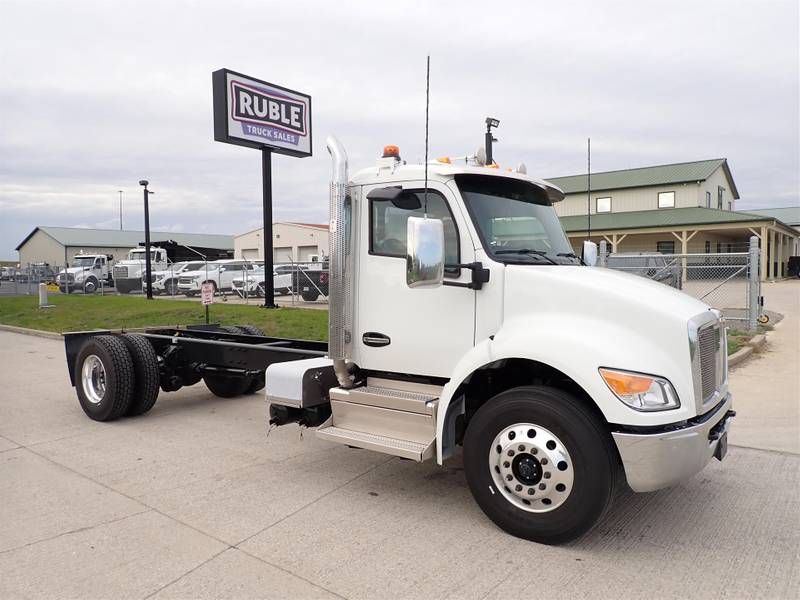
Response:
[315, 379, 441, 462]
[316, 421, 434, 461]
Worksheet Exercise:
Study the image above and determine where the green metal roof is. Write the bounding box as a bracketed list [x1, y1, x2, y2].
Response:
[741, 207, 800, 226]
[16, 226, 233, 251]
[546, 158, 740, 199]
[559, 207, 774, 233]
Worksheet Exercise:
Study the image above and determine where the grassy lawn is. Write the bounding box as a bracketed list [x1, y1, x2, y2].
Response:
[726, 325, 770, 355]
[0, 295, 328, 340]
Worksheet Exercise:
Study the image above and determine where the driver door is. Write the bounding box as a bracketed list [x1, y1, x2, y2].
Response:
[352, 181, 476, 378]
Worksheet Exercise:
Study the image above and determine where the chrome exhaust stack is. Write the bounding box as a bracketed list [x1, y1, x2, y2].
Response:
[326, 136, 354, 388]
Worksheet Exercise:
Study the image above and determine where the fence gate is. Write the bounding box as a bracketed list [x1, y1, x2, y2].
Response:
[600, 237, 761, 329]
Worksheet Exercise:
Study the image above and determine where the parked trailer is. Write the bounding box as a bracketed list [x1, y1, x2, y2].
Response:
[66, 135, 735, 545]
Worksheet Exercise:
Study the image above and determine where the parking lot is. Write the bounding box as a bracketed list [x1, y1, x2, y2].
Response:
[0, 282, 798, 599]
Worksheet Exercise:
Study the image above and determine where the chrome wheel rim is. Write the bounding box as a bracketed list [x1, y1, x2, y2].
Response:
[489, 423, 574, 513]
[81, 354, 107, 404]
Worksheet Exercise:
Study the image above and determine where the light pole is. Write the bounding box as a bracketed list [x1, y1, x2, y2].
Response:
[139, 180, 154, 300]
[118, 190, 123, 230]
[485, 117, 500, 165]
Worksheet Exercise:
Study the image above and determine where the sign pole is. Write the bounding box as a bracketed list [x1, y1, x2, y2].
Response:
[261, 148, 276, 308]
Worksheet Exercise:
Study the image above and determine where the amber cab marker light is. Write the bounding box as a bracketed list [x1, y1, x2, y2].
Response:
[382, 145, 401, 159]
[599, 368, 653, 395]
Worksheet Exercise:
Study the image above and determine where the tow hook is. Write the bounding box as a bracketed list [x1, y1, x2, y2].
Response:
[709, 410, 736, 441]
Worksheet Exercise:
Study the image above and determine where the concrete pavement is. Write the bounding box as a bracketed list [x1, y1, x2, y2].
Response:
[728, 279, 800, 454]
[0, 293, 798, 598]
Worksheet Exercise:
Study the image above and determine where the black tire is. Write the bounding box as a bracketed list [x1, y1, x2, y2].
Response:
[84, 277, 98, 294]
[74, 335, 135, 421]
[59, 286, 67, 294]
[463, 385, 617, 545]
[301, 290, 319, 301]
[203, 374, 252, 398]
[238, 325, 266, 393]
[120, 334, 160, 416]
[165, 279, 179, 295]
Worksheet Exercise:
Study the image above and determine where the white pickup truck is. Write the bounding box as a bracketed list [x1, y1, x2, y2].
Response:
[148, 261, 206, 295]
[64, 136, 734, 545]
[113, 247, 168, 294]
[177, 259, 258, 296]
[56, 253, 114, 293]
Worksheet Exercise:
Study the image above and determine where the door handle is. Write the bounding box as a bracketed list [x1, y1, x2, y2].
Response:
[362, 332, 391, 347]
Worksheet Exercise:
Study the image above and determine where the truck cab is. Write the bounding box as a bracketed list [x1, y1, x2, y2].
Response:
[267, 138, 734, 543]
[113, 247, 168, 293]
[57, 254, 113, 293]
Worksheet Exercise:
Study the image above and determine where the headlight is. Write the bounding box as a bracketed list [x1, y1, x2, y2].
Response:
[599, 368, 680, 411]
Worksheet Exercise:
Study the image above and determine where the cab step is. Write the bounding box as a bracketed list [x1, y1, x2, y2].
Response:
[315, 378, 442, 462]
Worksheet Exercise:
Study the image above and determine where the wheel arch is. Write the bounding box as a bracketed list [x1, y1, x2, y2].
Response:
[436, 341, 612, 465]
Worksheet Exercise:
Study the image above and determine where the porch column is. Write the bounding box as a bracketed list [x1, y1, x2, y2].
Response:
[769, 228, 776, 281]
[760, 226, 768, 281]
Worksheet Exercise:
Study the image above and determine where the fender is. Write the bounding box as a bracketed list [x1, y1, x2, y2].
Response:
[435, 312, 696, 464]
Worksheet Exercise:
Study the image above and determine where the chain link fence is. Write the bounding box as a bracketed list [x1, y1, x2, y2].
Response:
[599, 236, 762, 329]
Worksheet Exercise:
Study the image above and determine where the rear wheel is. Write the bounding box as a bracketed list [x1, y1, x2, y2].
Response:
[203, 374, 252, 398]
[463, 385, 617, 545]
[238, 325, 266, 393]
[74, 335, 135, 421]
[120, 334, 160, 416]
[301, 290, 319, 301]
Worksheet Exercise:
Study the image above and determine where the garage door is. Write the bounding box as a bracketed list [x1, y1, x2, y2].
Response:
[273, 247, 293, 262]
[297, 245, 319, 262]
[241, 248, 260, 260]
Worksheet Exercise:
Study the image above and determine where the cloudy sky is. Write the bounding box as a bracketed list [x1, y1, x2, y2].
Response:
[1, 0, 798, 260]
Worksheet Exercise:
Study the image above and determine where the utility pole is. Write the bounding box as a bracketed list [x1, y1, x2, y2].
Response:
[261, 148, 276, 308]
[118, 190, 123, 230]
[139, 180, 154, 300]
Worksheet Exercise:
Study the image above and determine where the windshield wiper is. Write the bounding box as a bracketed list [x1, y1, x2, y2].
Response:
[556, 252, 585, 265]
[494, 248, 558, 265]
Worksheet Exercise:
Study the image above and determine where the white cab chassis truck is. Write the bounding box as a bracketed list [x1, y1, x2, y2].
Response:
[113, 247, 168, 293]
[56, 253, 114, 293]
[63, 137, 734, 544]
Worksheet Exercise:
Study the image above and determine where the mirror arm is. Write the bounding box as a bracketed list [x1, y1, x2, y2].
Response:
[443, 261, 490, 290]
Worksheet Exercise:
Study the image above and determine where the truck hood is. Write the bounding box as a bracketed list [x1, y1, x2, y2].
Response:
[60, 267, 91, 275]
[503, 264, 710, 328]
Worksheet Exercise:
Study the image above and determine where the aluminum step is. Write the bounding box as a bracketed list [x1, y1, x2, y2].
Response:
[316, 420, 434, 462]
[329, 380, 441, 415]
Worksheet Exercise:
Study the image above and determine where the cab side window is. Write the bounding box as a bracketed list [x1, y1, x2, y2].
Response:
[370, 189, 460, 275]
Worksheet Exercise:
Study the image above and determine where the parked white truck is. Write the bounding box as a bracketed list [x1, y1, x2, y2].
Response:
[113, 247, 168, 293]
[64, 136, 734, 544]
[56, 253, 114, 293]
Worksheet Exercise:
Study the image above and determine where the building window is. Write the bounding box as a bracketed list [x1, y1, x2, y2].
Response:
[705, 240, 711, 253]
[706, 191, 712, 208]
[596, 197, 611, 213]
[727, 201, 732, 211]
[716, 242, 722, 253]
[658, 191, 675, 209]
[657, 241, 675, 254]
[717, 186, 724, 209]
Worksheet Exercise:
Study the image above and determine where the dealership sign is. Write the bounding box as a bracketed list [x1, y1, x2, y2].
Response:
[212, 68, 312, 157]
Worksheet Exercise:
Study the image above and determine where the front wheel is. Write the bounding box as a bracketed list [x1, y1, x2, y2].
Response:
[463, 386, 617, 545]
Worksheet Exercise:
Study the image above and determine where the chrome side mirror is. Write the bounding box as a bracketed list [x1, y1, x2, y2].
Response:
[406, 216, 444, 288]
[582, 241, 598, 267]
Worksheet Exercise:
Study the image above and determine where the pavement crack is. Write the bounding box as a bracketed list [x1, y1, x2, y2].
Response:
[142, 547, 230, 600]
[0, 508, 152, 556]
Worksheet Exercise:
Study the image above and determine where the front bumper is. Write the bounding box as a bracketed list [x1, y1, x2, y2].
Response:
[612, 393, 735, 492]
[178, 281, 202, 291]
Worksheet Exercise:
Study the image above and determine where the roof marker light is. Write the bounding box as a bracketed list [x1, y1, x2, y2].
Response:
[436, 156, 451, 164]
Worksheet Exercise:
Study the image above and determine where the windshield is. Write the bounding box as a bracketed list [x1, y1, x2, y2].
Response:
[128, 250, 158, 261]
[71, 257, 97, 267]
[456, 174, 577, 265]
[182, 262, 205, 272]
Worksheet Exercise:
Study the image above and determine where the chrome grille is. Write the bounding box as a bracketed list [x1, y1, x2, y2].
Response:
[178, 276, 195, 285]
[113, 266, 128, 278]
[698, 325, 720, 401]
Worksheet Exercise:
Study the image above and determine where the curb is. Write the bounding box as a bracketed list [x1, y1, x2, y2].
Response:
[747, 334, 767, 351]
[0, 323, 62, 340]
[728, 345, 753, 367]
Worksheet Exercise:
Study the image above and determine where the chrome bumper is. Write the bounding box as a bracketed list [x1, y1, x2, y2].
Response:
[612, 394, 734, 493]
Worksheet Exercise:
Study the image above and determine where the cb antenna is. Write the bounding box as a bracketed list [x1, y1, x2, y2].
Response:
[423, 55, 430, 216]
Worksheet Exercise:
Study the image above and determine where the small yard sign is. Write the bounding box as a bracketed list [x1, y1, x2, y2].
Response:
[200, 282, 215, 305]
